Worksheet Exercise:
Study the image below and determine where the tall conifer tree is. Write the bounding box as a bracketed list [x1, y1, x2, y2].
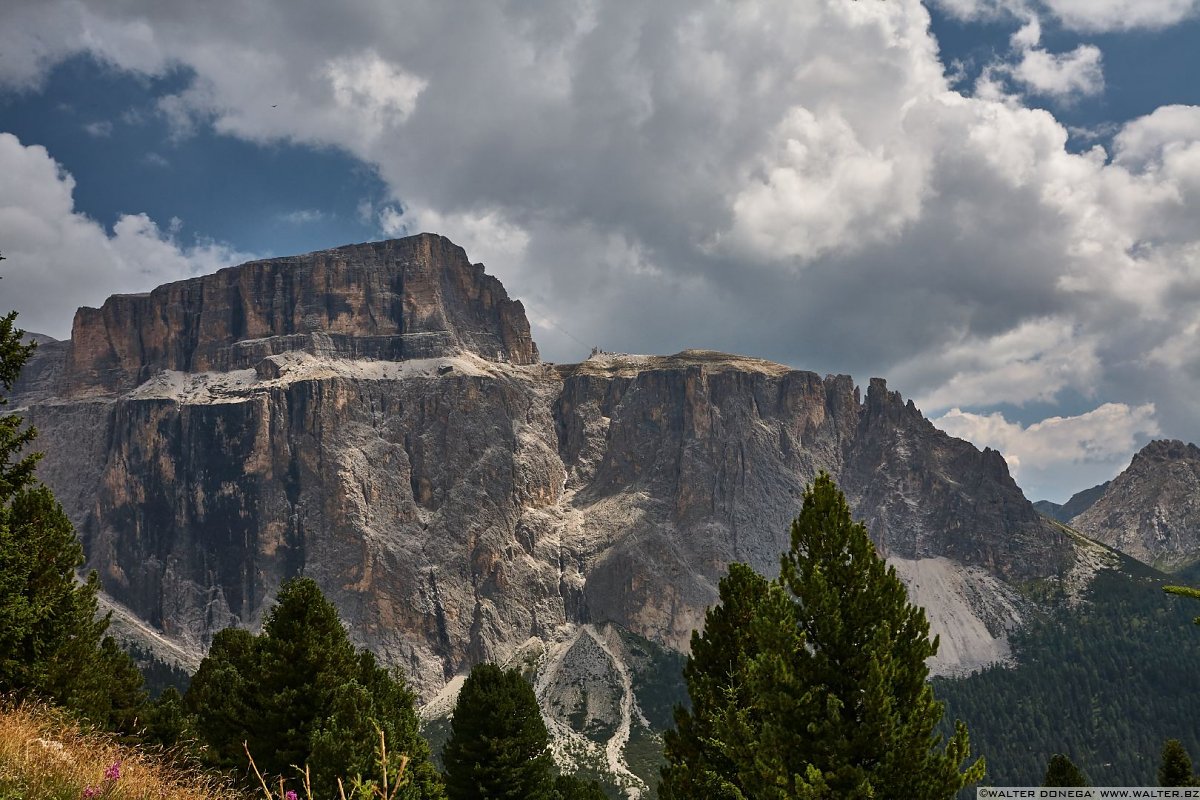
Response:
[661, 473, 984, 799]
[1043, 754, 1089, 786]
[0, 281, 148, 733]
[442, 662, 555, 800]
[660, 563, 792, 799]
[1159, 739, 1195, 786]
[0, 254, 38, 499]
[186, 577, 444, 799]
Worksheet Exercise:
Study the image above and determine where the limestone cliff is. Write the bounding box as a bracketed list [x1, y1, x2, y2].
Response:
[12, 234, 1075, 698]
[59, 234, 537, 397]
[1070, 439, 1200, 571]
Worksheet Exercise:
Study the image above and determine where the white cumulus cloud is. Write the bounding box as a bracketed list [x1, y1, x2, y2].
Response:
[933, 403, 1161, 499]
[1010, 43, 1104, 98]
[0, 133, 251, 338]
[1042, 0, 1200, 31]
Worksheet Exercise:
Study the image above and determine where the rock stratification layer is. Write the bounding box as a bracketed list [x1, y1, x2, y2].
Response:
[1071, 439, 1200, 571]
[13, 234, 1073, 696]
[60, 234, 538, 397]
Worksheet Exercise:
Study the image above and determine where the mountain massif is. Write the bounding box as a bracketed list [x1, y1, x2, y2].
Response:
[9, 234, 1083, 693]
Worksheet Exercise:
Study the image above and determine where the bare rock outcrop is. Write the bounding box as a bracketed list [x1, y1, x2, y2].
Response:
[1071, 439, 1200, 571]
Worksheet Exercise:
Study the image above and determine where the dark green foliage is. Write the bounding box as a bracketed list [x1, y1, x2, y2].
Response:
[0, 488, 103, 696]
[1159, 739, 1194, 786]
[424, 629, 681, 799]
[1043, 754, 1089, 786]
[187, 627, 258, 771]
[0, 306, 39, 500]
[443, 662, 555, 800]
[185, 578, 444, 799]
[553, 773, 609, 800]
[78, 635, 152, 739]
[255, 577, 359, 775]
[660, 473, 984, 799]
[660, 563, 784, 799]
[124, 642, 192, 698]
[0, 307, 149, 735]
[936, 564, 1200, 786]
[141, 687, 196, 753]
[308, 650, 446, 800]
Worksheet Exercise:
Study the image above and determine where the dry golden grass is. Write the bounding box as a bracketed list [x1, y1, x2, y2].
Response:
[0, 701, 240, 800]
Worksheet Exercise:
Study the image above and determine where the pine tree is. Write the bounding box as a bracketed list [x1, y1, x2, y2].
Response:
[142, 687, 196, 754]
[186, 627, 259, 770]
[0, 294, 148, 733]
[185, 577, 444, 799]
[254, 577, 360, 777]
[660, 563, 792, 799]
[1043, 753, 1089, 786]
[0, 271, 39, 499]
[1159, 739, 1195, 786]
[442, 662, 555, 800]
[660, 473, 984, 799]
[308, 650, 445, 800]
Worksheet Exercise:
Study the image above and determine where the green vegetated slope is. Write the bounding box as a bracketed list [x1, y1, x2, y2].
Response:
[622, 628, 688, 796]
[124, 643, 191, 698]
[936, 555, 1200, 788]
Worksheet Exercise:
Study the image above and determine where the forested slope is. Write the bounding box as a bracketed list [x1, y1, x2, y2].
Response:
[936, 559, 1200, 787]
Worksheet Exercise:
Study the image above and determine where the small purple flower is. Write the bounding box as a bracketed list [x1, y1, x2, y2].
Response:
[82, 787, 100, 799]
[104, 760, 121, 781]
[285, 791, 298, 800]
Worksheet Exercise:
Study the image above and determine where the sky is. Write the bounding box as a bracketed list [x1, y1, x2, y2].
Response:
[1, 0, 1199, 503]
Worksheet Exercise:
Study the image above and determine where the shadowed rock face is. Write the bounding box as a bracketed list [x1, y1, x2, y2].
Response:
[1071, 439, 1200, 572]
[11, 235, 1073, 697]
[59, 234, 538, 397]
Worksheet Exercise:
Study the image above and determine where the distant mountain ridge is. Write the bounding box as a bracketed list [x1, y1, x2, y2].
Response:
[1033, 481, 1110, 523]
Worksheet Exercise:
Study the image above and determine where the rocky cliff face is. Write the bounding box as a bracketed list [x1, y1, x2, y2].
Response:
[58, 234, 537, 397]
[11, 233, 1075, 699]
[1070, 439, 1200, 571]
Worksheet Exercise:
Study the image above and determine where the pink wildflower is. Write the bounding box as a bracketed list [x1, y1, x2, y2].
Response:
[104, 760, 121, 781]
[82, 787, 100, 798]
[285, 792, 298, 800]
